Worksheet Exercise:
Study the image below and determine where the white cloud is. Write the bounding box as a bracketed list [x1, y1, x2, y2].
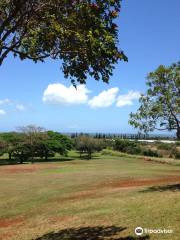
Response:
[43, 83, 89, 105]
[16, 104, 25, 111]
[0, 98, 11, 105]
[116, 91, 140, 107]
[0, 109, 6, 115]
[42, 84, 140, 109]
[88, 87, 119, 108]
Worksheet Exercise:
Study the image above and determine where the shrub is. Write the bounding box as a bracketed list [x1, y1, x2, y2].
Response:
[175, 151, 180, 159]
[169, 146, 180, 159]
[156, 142, 172, 151]
[113, 139, 141, 155]
[142, 149, 161, 158]
[171, 147, 180, 159]
[125, 146, 142, 155]
[101, 149, 127, 157]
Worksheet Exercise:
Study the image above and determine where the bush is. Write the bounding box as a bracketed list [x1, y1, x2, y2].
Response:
[169, 146, 180, 159]
[101, 149, 127, 157]
[142, 149, 161, 158]
[126, 146, 142, 155]
[171, 147, 180, 159]
[156, 142, 172, 151]
[113, 139, 165, 158]
[175, 151, 180, 159]
[113, 139, 141, 155]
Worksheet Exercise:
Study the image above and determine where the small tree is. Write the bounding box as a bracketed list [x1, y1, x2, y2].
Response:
[0, 138, 6, 156]
[12, 143, 32, 164]
[75, 136, 105, 159]
[0, 132, 23, 160]
[129, 62, 180, 139]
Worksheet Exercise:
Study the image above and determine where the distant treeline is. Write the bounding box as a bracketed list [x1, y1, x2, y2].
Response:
[0, 126, 179, 164]
[69, 132, 175, 140]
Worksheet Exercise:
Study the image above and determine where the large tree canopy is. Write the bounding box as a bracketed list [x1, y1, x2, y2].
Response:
[0, 0, 127, 84]
[129, 62, 180, 139]
[0, 126, 73, 163]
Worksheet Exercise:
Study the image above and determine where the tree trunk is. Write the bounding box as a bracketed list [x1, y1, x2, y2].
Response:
[88, 151, 92, 159]
[30, 146, 34, 164]
[45, 151, 48, 161]
[177, 127, 180, 140]
[19, 157, 23, 164]
[8, 152, 12, 161]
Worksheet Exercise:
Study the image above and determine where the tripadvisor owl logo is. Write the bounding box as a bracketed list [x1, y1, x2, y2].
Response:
[135, 227, 143, 236]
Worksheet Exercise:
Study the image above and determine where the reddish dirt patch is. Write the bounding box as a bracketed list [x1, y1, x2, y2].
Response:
[0, 217, 24, 228]
[0, 164, 39, 173]
[99, 176, 180, 189]
[49, 215, 75, 224]
[54, 176, 180, 203]
[0, 232, 15, 240]
[4, 168, 38, 174]
[0, 163, 57, 174]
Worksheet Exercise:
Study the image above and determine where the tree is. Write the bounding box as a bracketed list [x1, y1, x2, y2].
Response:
[39, 131, 73, 160]
[0, 132, 23, 160]
[0, 127, 73, 163]
[12, 143, 32, 164]
[0, 133, 32, 163]
[0, 138, 6, 156]
[17, 125, 47, 162]
[75, 135, 105, 159]
[0, 0, 127, 85]
[129, 62, 180, 139]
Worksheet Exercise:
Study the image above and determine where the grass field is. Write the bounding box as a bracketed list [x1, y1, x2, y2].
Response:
[0, 152, 180, 240]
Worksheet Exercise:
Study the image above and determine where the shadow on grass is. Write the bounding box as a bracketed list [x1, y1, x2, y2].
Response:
[0, 155, 102, 166]
[140, 183, 180, 193]
[117, 237, 149, 240]
[0, 157, 76, 166]
[0, 159, 22, 166]
[34, 226, 150, 240]
[35, 157, 75, 163]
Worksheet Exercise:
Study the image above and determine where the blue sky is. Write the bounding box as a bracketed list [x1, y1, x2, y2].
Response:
[0, 0, 180, 133]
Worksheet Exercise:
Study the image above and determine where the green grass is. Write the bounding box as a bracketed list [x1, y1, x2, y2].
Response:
[0, 153, 179, 240]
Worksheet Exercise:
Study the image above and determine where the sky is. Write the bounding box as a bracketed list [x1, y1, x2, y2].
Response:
[0, 0, 180, 133]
